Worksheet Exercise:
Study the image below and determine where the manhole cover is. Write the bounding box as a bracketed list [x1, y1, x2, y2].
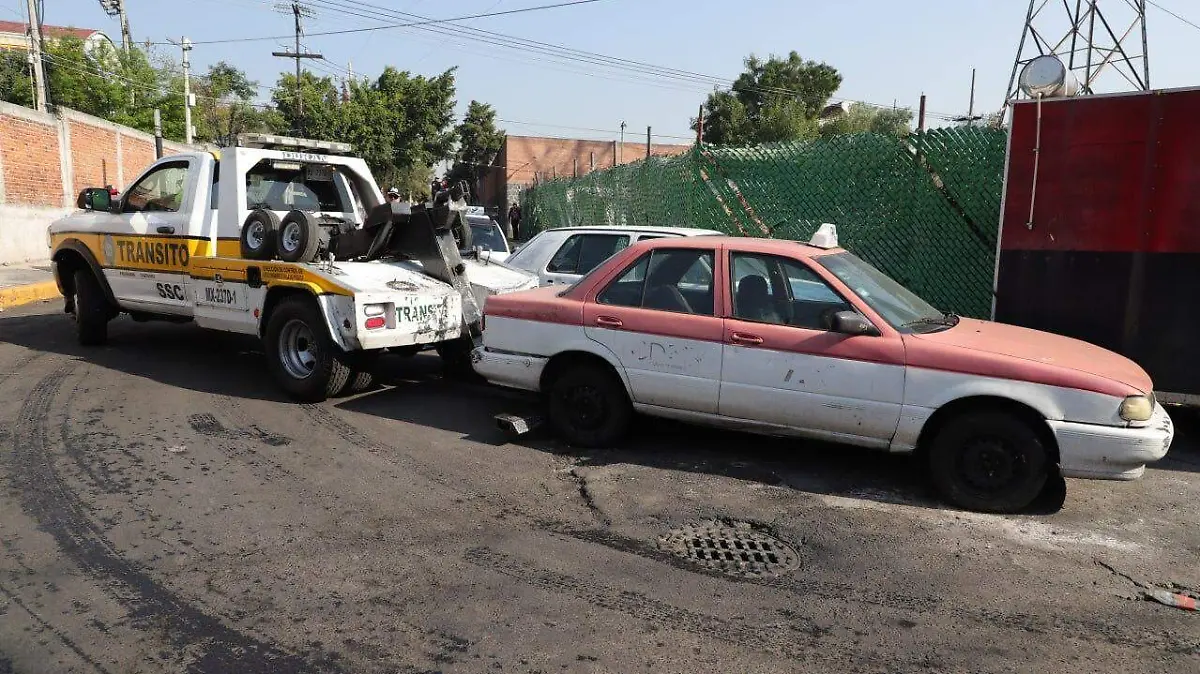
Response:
[657, 520, 800, 577]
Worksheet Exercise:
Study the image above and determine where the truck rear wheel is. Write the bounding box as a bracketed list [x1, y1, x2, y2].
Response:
[73, 268, 111, 346]
[278, 211, 322, 263]
[436, 335, 481, 381]
[335, 351, 382, 396]
[263, 296, 351, 402]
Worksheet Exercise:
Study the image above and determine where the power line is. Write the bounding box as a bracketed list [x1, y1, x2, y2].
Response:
[147, 0, 608, 45]
[1146, 0, 1200, 32]
[497, 118, 693, 141]
[297, 0, 955, 119]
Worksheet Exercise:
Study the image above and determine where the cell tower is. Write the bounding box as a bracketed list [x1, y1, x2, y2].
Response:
[1003, 0, 1149, 112]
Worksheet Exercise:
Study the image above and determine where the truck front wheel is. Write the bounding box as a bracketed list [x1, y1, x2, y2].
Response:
[73, 268, 111, 346]
[263, 296, 351, 402]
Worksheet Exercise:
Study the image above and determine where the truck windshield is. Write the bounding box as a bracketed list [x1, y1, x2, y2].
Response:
[246, 160, 352, 213]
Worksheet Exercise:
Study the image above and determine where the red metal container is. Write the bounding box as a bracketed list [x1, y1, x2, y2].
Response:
[995, 86, 1200, 399]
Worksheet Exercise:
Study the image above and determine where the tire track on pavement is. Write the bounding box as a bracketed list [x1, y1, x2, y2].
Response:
[7, 365, 346, 674]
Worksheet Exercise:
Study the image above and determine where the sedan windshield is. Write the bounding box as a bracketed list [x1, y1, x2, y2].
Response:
[817, 252, 956, 332]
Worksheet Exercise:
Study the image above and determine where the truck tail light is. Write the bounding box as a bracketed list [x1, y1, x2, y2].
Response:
[364, 316, 386, 330]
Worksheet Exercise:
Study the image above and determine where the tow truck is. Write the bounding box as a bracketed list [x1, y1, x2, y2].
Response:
[48, 134, 537, 401]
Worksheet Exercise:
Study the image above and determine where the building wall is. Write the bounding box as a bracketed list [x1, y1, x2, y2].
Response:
[0, 101, 204, 265]
[477, 134, 692, 218]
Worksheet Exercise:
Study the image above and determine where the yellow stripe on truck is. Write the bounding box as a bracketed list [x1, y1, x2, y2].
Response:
[189, 258, 353, 296]
[51, 231, 353, 297]
[51, 232, 236, 273]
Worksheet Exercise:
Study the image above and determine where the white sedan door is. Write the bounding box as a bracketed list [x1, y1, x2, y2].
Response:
[583, 247, 724, 413]
[718, 251, 906, 447]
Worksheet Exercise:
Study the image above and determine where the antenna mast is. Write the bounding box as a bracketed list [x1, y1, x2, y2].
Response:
[1003, 0, 1149, 113]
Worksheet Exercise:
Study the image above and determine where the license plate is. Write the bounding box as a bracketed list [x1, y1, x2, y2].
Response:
[195, 281, 246, 310]
[395, 302, 444, 324]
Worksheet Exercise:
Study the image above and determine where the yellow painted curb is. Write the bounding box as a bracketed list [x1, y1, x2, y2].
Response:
[0, 281, 61, 310]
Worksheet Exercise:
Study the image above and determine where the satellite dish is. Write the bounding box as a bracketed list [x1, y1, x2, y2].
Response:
[1019, 55, 1081, 98]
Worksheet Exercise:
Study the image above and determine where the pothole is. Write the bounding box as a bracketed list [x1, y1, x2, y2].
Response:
[657, 520, 801, 578]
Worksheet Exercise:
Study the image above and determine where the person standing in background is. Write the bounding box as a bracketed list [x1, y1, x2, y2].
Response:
[507, 202, 522, 241]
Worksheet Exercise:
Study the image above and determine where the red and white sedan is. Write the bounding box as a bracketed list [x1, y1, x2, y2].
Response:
[472, 226, 1173, 513]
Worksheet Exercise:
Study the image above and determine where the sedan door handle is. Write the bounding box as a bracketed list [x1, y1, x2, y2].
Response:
[156, 225, 175, 234]
[595, 315, 623, 329]
[730, 332, 764, 346]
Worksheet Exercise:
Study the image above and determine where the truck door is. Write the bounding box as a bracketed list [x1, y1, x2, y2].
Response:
[105, 159, 196, 314]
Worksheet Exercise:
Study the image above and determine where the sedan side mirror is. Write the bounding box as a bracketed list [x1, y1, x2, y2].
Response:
[831, 310, 880, 337]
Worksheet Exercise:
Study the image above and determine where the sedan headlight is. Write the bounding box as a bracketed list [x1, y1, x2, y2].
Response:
[1119, 395, 1154, 422]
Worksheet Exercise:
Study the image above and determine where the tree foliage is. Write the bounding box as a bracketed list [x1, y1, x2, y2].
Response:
[446, 100, 505, 199]
[697, 51, 841, 145]
[272, 66, 458, 198]
[3, 46, 473, 200]
[818, 103, 913, 138]
[193, 61, 277, 145]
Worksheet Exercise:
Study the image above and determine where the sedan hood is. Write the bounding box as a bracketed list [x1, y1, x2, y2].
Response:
[909, 318, 1153, 394]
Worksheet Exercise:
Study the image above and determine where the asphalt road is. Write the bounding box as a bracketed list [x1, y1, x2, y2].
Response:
[0, 300, 1197, 673]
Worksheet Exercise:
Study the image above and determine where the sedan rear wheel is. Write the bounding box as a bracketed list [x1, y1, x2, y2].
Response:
[927, 410, 1049, 513]
[547, 363, 632, 448]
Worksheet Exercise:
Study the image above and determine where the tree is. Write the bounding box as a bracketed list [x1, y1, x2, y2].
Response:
[446, 100, 505, 200]
[270, 66, 459, 198]
[819, 103, 913, 138]
[696, 51, 841, 145]
[193, 62, 275, 145]
[0, 51, 33, 107]
[272, 71, 342, 139]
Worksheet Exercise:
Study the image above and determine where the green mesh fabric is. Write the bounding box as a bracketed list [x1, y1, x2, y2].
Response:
[521, 128, 1007, 318]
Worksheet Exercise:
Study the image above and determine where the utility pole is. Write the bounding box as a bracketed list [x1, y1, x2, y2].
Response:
[646, 126, 651, 159]
[696, 105, 704, 144]
[953, 68, 983, 126]
[917, 93, 927, 133]
[153, 109, 164, 158]
[99, 1, 132, 55]
[25, 0, 47, 112]
[172, 38, 195, 144]
[618, 121, 626, 165]
[272, 2, 322, 122]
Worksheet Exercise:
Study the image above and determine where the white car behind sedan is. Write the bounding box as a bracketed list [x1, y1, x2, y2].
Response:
[505, 225, 722, 286]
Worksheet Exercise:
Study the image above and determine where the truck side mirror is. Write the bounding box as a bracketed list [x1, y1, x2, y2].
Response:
[78, 188, 111, 212]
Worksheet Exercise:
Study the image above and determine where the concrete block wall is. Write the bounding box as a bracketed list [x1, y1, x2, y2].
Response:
[0, 102, 205, 265]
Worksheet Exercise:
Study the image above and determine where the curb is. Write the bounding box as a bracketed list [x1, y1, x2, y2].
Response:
[0, 281, 61, 311]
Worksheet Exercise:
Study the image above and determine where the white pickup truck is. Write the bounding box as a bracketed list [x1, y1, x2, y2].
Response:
[48, 134, 537, 401]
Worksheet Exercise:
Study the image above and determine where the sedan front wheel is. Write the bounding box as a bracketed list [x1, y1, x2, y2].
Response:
[927, 410, 1050, 513]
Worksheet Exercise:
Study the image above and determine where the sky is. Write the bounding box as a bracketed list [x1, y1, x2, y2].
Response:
[7, 0, 1200, 143]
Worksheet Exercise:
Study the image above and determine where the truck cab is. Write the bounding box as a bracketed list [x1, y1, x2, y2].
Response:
[49, 134, 537, 401]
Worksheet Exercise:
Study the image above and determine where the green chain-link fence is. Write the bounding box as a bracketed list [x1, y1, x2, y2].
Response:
[520, 127, 1007, 318]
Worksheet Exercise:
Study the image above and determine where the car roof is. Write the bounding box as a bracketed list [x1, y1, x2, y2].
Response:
[637, 235, 843, 258]
[541, 225, 722, 236]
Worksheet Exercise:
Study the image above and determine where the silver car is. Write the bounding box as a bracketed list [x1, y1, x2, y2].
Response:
[504, 226, 722, 286]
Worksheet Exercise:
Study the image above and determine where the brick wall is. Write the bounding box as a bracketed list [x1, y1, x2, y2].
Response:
[0, 103, 205, 209]
[477, 134, 691, 216]
[0, 101, 206, 264]
[0, 106, 64, 206]
[503, 135, 690, 186]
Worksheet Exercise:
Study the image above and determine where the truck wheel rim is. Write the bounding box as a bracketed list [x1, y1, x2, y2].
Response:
[279, 319, 317, 379]
[246, 221, 264, 249]
[281, 222, 301, 253]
